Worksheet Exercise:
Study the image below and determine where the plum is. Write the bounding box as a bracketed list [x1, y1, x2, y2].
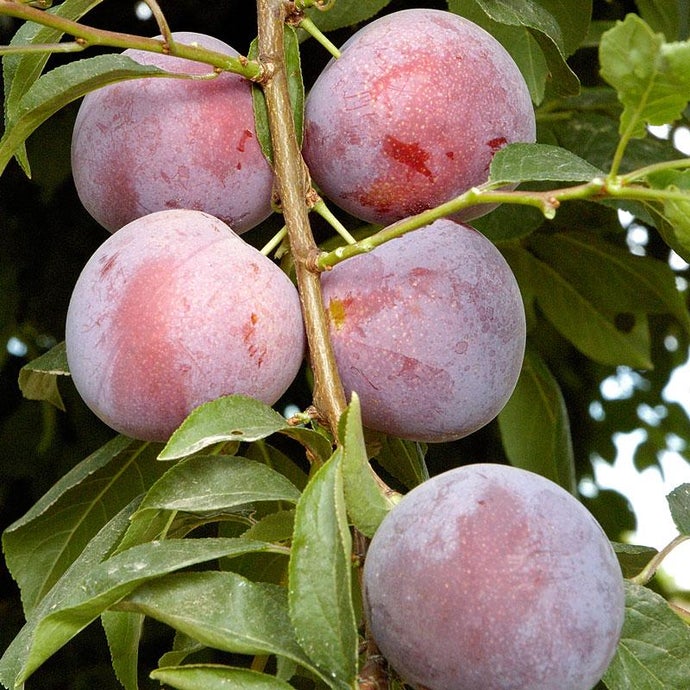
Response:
[363, 463, 626, 690]
[71, 32, 274, 234]
[65, 209, 304, 442]
[320, 219, 526, 442]
[303, 9, 536, 225]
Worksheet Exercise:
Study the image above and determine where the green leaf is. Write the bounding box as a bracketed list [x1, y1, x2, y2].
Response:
[611, 542, 658, 579]
[159, 396, 290, 460]
[151, 665, 296, 690]
[448, 0, 586, 102]
[2, 435, 167, 615]
[243, 509, 295, 543]
[279, 426, 335, 466]
[489, 143, 605, 183]
[249, 25, 304, 165]
[118, 571, 328, 683]
[304, 0, 393, 32]
[0, 500, 138, 689]
[498, 347, 576, 492]
[603, 581, 690, 688]
[370, 433, 429, 490]
[135, 455, 301, 515]
[101, 610, 144, 690]
[667, 483, 690, 534]
[0, 54, 170, 176]
[530, 231, 690, 333]
[646, 168, 690, 261]
[600, 14, 690, 139]
[244, 442, 309, 491]
[15, 538, 276, 685]
[288, 452, 358, 689]
[517, 243, 652, 368]
[2, 0, 107, 174]
[17, 340, 69, 411]
[339, 393, 395, 537]
[636, 0, 682, 40]
[3, 0, 105, 117]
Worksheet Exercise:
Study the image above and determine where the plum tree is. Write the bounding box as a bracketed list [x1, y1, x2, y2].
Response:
[363, 463, 626, 690]
[320, 219, 526, 442]
[303, 8, 536, 225]
[71, 31, 274, 234]
[65, 209, 305, 442]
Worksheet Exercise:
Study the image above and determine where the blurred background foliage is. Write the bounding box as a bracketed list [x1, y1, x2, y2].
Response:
[1, 0, 689, 687]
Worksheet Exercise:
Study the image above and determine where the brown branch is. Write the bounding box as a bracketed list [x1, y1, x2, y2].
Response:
[255, 0, 346, 432]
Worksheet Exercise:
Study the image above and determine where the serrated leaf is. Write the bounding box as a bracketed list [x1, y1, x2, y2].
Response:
[101, 610, 144, 690]
[600, 14, 690, 140]
[489, 143, 604, 183]
[498, 347, 576, 492]
[135, 455, 301, 515]
[0, 500, 138, 689]
[288, 452, 357, 689]
[151, 664, 296, 690]
[2, 435, 167, 615]
[249, 25, 303, 166]
[518, 244, 652, 367]
[304, 0, 393, 33]
[118, 571, 328, 684]
[339, 393, 395, 537]
[0, 54, 171, 176]
[159, 396, 290, 460]
[17, 340, 69, 410]
[667, 483, 690, 534]
[370, 433, 429, 490]
[611, 542, 658, 579]
[603, 581, 690, 688]
[14, 538, 276, 685]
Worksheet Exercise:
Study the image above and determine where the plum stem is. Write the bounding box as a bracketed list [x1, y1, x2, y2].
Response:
[630, 533, 690, 586]
[296, 16, 342, 59]
[315, 171, 690, 270]
[312, 199, 358, 244]
[256, 0, 347, 433]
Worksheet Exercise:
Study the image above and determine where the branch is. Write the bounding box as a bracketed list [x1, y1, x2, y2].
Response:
[0, 1, 263, 78]
[255, 0, 346, 432]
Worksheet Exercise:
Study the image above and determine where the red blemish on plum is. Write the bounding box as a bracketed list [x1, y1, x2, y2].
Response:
[382, 136, 433, 179]
[487, 136, 507, 154]
[446, 151, 455, 160]
[242, 312, 266, 366]
[99, 252, 119, 278]
[237, 128, 253, 153]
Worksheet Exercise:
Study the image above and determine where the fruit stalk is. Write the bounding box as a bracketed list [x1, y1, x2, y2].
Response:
[255, 0, 347, 432]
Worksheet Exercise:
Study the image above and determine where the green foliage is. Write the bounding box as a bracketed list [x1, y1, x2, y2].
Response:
[603, 582, 690, 688]
[600, 14, 690, 141]
[1, 1, 690, 689]
[288, 452, 358, 688]
[667, 483, 690, 534]
[447, 0, 590, 102]
[498, 347, 576, 492]
[0, 55, 170, 175]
